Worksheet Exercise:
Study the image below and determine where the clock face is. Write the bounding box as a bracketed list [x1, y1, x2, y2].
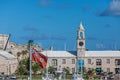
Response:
[79, 42, 84, 46]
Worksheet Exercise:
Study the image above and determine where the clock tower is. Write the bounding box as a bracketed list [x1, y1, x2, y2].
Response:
[77, 22, 85, 57]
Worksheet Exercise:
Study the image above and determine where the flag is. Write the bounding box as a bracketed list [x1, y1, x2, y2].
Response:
[32, 49, 48, 69]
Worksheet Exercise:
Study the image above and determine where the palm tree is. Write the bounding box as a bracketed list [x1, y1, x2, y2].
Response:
[87, 68, 95, 79]
[17, 52, 22, 64]
[21, 50, 28, 59]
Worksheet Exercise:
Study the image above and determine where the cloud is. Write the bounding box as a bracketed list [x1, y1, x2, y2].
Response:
[23, 26, 39, 32]
[86, 36, 97, 41]
[21, 34, 49, 40]
[50, 35, 66, 41]
[81, 4, 91, 12]
[21, 34, 66, 41]
[95, 10, 102, 16]
[100, 0, 120, 16]
[96, 43, 105, 49]
[39, 0, 52, 7]
[104, 24, 112, 28]
[56, 3, 72, 9]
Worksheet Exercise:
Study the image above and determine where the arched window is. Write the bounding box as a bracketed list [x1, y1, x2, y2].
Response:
[80, 32, 83, 39]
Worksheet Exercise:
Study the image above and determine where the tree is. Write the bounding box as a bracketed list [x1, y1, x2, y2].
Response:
[15, 58, 29, 76]
[78, 66, 86, 74]
[32, 63, 41, 77]
[17, 65, 26, 75]
[21, 50, 28, 59]
[63, 67, 70, 75]
[17, 52, 22, 64]
[87, 68, 95, 79]
[48, 66, 56, 73]
[63, 67, 70, 79]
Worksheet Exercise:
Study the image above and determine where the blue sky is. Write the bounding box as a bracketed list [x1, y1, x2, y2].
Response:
[0, 0, 120, 50]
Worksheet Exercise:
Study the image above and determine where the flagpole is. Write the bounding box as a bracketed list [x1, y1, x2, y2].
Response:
[29, 40, 33, 80]
[30, 43, 32, 80]
[46, 50, 48, 79]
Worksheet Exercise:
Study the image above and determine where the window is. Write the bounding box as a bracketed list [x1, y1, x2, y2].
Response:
[62, 59, 66, 64]
[72, 59, 75, 64]
[0, 40, 3, 47]
[107, 59, 110, 64]
[107, 68, 110, 72]
[72, 68, 75, 73]
[96, 68, 102, 74]
[96, 59, 102, 66]
[115, 68, 120, 74]
[80, 32, 83, 39]
[52, 59, 57, 66]
[88, 59, 91, 64]
[115, 59, 120, 65]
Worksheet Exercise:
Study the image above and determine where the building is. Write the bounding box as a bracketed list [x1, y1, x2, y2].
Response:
[0, 34, 18, 75]
[41, 22, 120, 74]
[0, 34, 9, 50]
[0, 34, 42, 74]
[0, 50, 17, 75]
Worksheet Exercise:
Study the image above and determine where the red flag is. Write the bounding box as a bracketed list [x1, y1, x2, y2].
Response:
[32, 49, 48, 69]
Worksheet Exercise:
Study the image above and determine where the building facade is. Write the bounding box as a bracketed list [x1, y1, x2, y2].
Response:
[0, 34, 10, 50]
[0, 50, 18, 75]
[0, 34, 42, 74]
[41, 22, 120, 74]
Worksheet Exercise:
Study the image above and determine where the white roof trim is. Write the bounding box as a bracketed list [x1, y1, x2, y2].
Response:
[0, 50, 16, 59]
[41, 50, 76, 57]
[85, 51, 120, 57]
[41, 50, 120, 58]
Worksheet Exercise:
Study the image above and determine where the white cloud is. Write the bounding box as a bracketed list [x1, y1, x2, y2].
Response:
[96, 43, 105, 49]
[100, 0, 120, 16]
[39, 0, 51, 7]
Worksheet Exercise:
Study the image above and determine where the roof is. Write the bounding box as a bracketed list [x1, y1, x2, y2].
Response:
[0, 50, 16, 59]
[85, 51, 120, 57]
[79, 22, 84, 30]
[41, 50, 120, 58]
[41, 50, 76, 58]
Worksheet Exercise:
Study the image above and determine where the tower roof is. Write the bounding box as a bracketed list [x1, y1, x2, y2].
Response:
[79, 21, 84, 30]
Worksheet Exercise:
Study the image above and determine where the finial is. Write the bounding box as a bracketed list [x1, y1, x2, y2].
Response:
[79, 21, 84, 30]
